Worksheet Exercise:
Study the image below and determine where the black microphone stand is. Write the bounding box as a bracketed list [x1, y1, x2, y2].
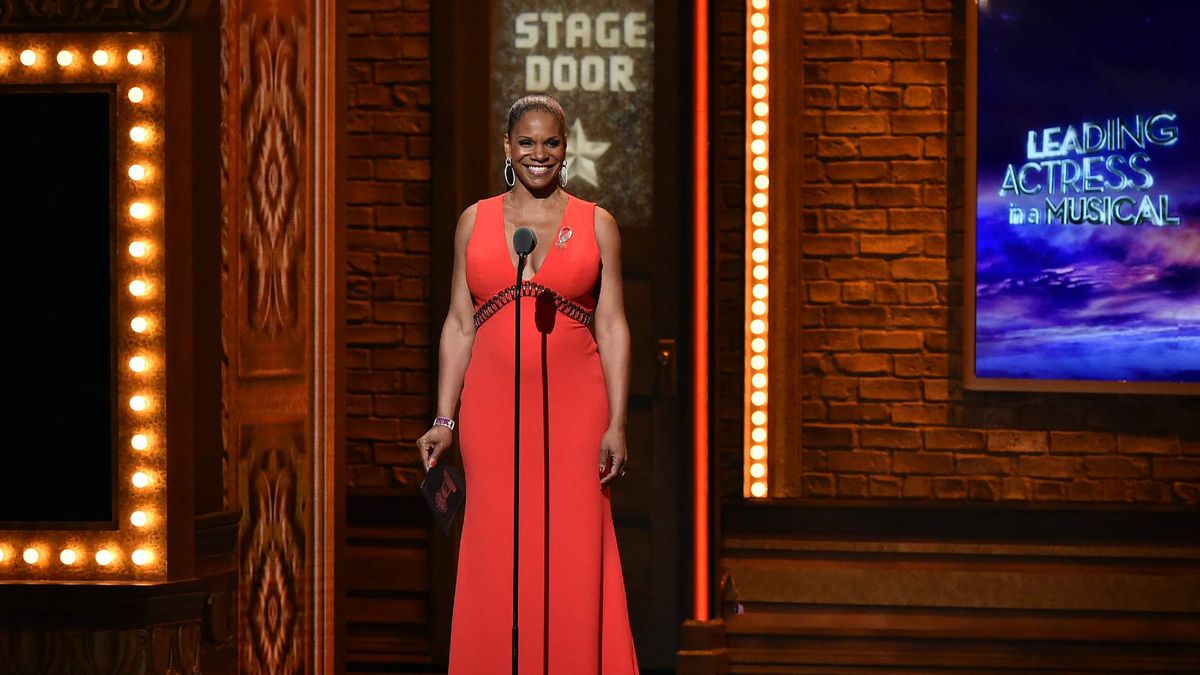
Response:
[511, 248, 528, 675]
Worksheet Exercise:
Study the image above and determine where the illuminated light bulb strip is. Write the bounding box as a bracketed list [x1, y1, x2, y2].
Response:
[0, 35, 166, 580]
[745, 0, 770, 498]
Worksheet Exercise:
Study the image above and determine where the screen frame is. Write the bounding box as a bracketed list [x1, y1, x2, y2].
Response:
[963, 0, 1200, 396]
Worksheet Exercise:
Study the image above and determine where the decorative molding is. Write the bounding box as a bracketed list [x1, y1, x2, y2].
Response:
[0, 0, 202, 30]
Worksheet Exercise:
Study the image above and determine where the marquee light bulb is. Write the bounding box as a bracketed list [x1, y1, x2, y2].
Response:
[130, 395, 149, 412]
[755, 175, 770, 190]
[751, 427, 767, 443]
[60, 549, 77, 565]
[131, 316, 149, 333]
[23, 548, 38, 564]
[127, 49, 144, 65]
[751, 355, 766, 370]
[751, 138, 766, 154]
[751, 13, 765, 28]
[752, 300, 767, 316]
[129, 126, 147, 143]
[753, 192, 768, 208]
[130, 511, 148, 527]
[131, 434, 149, 450]
[128, 164, 146, 181]
[754, 101, 768, 116]
[750, 462, 766, 478]
[752, 211, 767, 226]
[753, 156, 768, 172]
[129, 240, 148, 257]
[753, 283, 768, 299]
[751, 410, 766, 425]
[92, 50, 109, 66]
[751, 481, 767, 498]
[752, 373, 767, 388]
[132, 549, 153, 566]
[56, 50, 73, 66]
[751, 390, 767, 406]
[751, 338, 766, 353]
[20, 50, 36, 66]
[0, 548, 5, 562]
[128, 86, 144, 103]
[753, 29, 767, 45]
[753, 264, 768, 280]
[129, 356, 148, 372]
[753, 228, 768, 244]
[751, 84, 767, 99]
[129, 279, 147, 296]
[750, 445, 766, 461]
[750, 319, 766, 335]
[752, 248, 768, 263]
[129, 202, 150, 219]
[95, 549, 114, 566]
[753, 66, 768, 82]
[131, 472, 150, 488]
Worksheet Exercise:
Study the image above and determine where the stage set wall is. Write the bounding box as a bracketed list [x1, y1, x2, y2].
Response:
[693, 0, 1200, 672]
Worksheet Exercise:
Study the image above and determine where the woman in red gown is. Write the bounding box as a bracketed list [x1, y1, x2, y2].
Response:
[417, 94, 640, 674]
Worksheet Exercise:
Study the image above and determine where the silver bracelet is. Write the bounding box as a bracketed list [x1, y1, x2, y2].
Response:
[433, 416, 455, 431]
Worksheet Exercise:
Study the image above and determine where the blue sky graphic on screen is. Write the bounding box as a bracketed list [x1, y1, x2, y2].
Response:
[976, 0, 1200, 382]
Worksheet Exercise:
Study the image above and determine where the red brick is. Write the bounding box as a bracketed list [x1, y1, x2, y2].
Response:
[891, 307, 946, 327]
[860, 136, 922, 158]
[891, 258, 946, 280]
[803, 234, 857, 256]
[806, 85, 836, 108]
[903, 86, 934, 108]
[804, 424, 855, 448]
[892, 13, 952, 35]
[1051, 431, 1118, 454]
[804, 329, 860, 351]
[805, 185, 856, 207]
[375, 159, 430, 181]
[892, 111, 946, 133]
[817, 136, 859, 158]
[1085, 456, 1148, 479]
[828, 403, 891, 423]
[925, 429, 985, 450]
[967, 478, 1002, 500]
[891, 403, 952, 425]
[890, 208, 946, 231]
[989, 430, 1049, 453]
[892, 160, 945, 181]
[1031, 480, 1068, 501]
[894, 355, 949, 377]
[826, 161, 890, 181]
[860, 330, 923, 351]
[1119, 435, 1180, 455]
[806, 37, 858, 59]
[861, 427, 923, 449]
[828, 258, 889, 280]
[835, 353, 891, 375]
[870, 476, 903, 498]
[893, 62, 947, 84]
[1019, 456, 1082, 479]
[903, 476, 933, 497]
[842, 281, 875, 304]
[860, 234, 923, 255]
[894, 452, 955, 473]
[869, 87, 903, 109]
[1154, 458, 1200, 480]
[803, 474, 837, 497]
[904, 283, 939, 304]
[1001, 478, 1031, 500]
[829, 450, 891, 473]
[860, 0, 922, 8]
[347, 418, 401, 441]
[829, 14, 891, 34]
[822, 377, 859, 400]
[837, 85, 869, 108]
[858, 185, 921, 207]
[837, 475, 871, 498]
[808, 281, 840, 304]
[932, 477, 966, 499]
[827, 210, 888, 230]
[828, 306, 889, 327]
[1176, 483, 1200, 504]
[955, 455, 1015, 475]
[925, 37, 952, 60]
[860, 38, 923, 59]
[860, 378, 922, 401]
[827, 61, 892, 83]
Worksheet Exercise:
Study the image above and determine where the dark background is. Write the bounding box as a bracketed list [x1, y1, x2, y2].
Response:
[0, 90, 115, 525]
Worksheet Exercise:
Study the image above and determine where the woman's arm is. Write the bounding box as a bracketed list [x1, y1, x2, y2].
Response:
[417, 204, 479, 471]
[592, 205, 632, 486]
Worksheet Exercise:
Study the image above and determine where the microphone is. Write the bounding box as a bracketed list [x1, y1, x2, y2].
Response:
[513, 227, 537, 257]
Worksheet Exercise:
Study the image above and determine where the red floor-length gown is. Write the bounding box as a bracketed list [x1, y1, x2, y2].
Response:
[450, 192, 640, 673]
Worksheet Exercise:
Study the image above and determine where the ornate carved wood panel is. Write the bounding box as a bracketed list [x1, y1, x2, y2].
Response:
[221, 0, 340, 671]
[0, 0, 204, 29]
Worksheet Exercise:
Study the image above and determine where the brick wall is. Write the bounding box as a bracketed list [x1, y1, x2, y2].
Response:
[717, 0, 1200, 502]
[346, 0, 433, 491]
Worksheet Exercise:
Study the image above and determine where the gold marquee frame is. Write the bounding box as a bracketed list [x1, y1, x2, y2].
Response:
[0, 33, 168, 581]
[744, 0, 770, 497]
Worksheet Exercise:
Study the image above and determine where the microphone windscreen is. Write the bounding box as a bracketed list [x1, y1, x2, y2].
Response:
[513, 227, 537, 255]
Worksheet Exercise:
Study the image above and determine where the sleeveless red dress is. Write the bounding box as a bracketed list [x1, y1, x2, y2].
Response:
[450, 193, 639, 673]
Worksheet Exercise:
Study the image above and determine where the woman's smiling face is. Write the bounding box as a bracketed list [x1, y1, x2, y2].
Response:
[505, 110, 566, 191]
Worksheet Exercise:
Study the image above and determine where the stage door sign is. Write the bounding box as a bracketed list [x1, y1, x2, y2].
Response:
[491, 1, 655, 228]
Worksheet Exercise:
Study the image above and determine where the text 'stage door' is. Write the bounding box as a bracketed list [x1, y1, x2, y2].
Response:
[490, 1, 685, 666]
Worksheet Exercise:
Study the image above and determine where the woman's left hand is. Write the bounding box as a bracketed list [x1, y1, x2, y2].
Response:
[598, 426, 628, 487]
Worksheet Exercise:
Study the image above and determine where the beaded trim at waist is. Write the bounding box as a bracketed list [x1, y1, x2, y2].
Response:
[473, 281, 594, 330]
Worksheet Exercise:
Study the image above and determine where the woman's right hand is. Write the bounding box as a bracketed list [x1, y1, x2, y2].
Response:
[417, 425, 453, 472]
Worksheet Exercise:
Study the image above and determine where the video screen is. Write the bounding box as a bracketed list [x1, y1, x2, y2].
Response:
[973, 0, 1200, 385]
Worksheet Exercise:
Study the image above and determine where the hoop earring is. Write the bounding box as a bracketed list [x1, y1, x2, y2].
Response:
[504, 157, 515, 188]
[558, 159, 569, 187]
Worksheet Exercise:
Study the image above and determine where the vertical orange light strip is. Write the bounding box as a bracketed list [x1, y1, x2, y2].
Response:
[745, 0, 770, 498]
[693, 0, 711, 622]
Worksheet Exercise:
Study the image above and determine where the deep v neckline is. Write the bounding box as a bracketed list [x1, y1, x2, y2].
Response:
[501, 192, 571, 283]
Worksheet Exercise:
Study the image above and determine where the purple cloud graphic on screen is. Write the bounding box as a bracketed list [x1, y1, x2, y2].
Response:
[974, 0, 1200, 382]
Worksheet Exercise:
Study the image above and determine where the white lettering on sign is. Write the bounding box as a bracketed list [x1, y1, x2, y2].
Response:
[514, 10, 648, 93]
